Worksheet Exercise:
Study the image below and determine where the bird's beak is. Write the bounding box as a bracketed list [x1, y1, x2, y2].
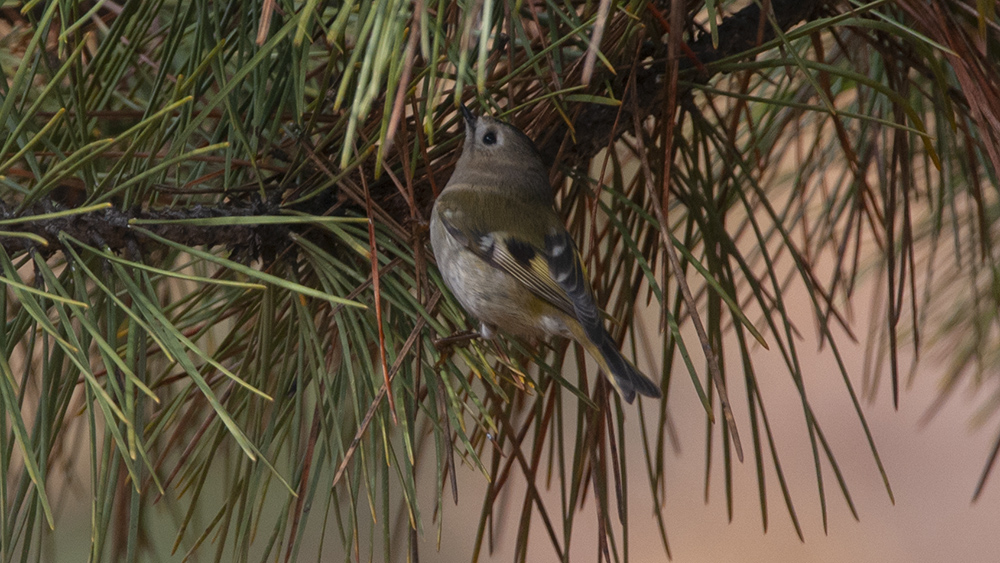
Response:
[459, 102, 476, 129]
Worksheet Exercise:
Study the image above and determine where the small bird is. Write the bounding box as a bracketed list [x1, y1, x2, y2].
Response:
[429, 103, 661, 404]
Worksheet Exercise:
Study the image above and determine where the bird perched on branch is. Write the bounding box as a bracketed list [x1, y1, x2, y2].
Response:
[430, 103, 661, 404]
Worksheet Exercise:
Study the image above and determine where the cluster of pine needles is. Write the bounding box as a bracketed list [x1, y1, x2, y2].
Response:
[1, 0, 999, 561]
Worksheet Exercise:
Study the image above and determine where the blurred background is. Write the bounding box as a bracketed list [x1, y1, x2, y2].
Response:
[421, 278, 1000, 563]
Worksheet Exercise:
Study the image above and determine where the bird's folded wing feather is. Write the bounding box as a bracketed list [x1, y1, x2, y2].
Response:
[543, 229, 605, 344]
[437, 202, 576, 319]
[437, 201, 609, 342]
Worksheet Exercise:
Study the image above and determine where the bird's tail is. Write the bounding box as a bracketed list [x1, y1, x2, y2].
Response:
[581, 330, 662, 404]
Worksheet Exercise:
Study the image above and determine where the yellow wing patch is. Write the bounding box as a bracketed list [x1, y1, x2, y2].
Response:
[491, 237, 575, 318]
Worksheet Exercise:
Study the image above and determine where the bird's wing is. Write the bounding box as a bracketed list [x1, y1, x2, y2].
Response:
[436, 201, 577, 319]
[542, 228, 605, 343]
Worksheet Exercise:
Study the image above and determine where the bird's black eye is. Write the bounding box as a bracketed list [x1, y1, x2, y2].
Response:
[482, 131, 497, 145]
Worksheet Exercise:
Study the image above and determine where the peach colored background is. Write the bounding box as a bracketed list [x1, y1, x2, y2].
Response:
[419, 281, 1000, 563]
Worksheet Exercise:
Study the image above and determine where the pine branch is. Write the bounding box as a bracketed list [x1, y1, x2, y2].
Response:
[538, 0, 834, 166]
[0, 0, 831, 263]
[1, 195, 286, 262]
